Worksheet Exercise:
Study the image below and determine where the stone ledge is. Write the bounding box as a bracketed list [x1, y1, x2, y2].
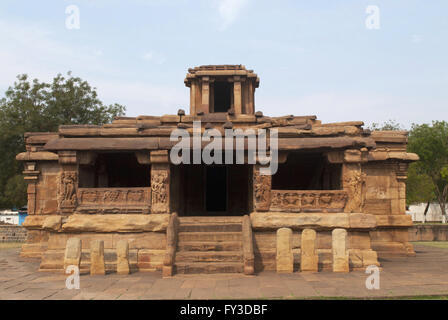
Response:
[375, 215, 413, 228]
[61, 214, 170, 233]
[250, 212, 376, 231]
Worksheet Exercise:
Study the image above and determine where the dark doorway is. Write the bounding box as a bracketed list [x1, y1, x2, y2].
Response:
[213, 81, 232, 112]
[206, 166, 227, 211]
[173, 164, 250, 216]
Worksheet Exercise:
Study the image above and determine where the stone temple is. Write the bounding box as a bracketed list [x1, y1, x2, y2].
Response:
[16, 65, 418, 275]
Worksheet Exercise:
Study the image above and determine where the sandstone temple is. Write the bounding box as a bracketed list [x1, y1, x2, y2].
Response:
[16, 65, 418, 275]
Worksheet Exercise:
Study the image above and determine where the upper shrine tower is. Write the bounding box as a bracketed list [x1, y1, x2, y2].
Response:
[184, 65, 259, 116]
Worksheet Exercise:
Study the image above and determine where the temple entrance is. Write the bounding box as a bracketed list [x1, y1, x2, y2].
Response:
[212, 81, 232, 112]
[205, 166, 227, 212]
[171, 164, 251, 216]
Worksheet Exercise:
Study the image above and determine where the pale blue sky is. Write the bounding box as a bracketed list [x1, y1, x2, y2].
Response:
[0, 0, 447, 128]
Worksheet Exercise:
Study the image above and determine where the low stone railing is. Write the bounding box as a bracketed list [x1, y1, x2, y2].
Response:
[242, 215, 255, 275]
[76, 187, 151, 214]
[270, 190, 348, 213]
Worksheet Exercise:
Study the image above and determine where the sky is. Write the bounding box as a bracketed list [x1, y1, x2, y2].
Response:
[0, 0, 447, 129]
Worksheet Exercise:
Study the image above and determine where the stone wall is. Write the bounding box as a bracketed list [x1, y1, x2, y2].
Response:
[0, 225, 28, 242]
[408, 224, 448, 241]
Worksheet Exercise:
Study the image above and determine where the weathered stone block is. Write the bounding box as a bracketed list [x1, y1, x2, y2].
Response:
[90, 240, 106, 275]
[64, 237, 81, 270]
[276, 228, 293, 273]
[301, 229, 318, 272]
[62, 214, 169, 233]
[116, 240, 130, 275]
[42, 216, 62, 231]
[332, 228, 349, 273]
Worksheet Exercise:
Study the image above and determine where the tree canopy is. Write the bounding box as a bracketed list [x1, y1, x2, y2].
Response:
[407, 121, 448, 216]
[0, 72, 126, 208]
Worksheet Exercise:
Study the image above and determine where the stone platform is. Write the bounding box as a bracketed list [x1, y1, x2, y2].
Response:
[1, 244, 447, 300]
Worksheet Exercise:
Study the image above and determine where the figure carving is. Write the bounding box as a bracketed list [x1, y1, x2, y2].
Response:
[253, 170, 271, 210]
[270, 190, 348, 212]
[343, 165, 366, 212]
[59, 172, 77, 207]
[152, 171, 168, 205]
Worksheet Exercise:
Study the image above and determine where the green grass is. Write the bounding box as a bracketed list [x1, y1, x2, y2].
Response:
[0, 242, 23, 249]
[411, 241, 448, 249]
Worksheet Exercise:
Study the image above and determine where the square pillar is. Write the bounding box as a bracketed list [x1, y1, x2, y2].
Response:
[253, 165, 271, 211]
[189, 81, 197, 115]
[151, 150, 170, 214]
[233, 76, 242, 114]
[201, 76, 210, 114]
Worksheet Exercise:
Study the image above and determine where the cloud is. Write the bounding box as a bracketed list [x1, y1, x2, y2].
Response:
[0, 18, 184, 116]
[141, 51, 166, 64]
[95, 79, 188, 116]
[411, 34, 423, 44]
[217, 0, 250, 30]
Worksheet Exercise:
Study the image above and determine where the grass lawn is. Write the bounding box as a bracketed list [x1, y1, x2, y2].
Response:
[0, 242, 23, 249]
[412, 241, 448, 249]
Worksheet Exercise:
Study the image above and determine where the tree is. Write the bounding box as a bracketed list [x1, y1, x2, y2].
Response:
[0, 72, 126, 208]
[407, 121, 448, 220]
[368, 119, 404, 131]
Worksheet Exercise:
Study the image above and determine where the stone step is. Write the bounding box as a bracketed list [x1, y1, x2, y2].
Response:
[175, 251, 243, 263]
[175, 262, 244, 274]
[179, 216, 244, 224]
[179, 223, 242, 232]
[177, 241, 242, 252]
[178, 232, 242, 242]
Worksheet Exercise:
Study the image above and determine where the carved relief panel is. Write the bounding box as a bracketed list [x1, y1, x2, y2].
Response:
[151, 164, 170, 213]
[58, 171, 78, 213]
[270, 190, 348, 212]
[253, 166, 271, 211]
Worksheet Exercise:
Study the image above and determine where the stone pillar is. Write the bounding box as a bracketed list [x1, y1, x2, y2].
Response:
[64, 237, 81, 271]
[233, 76, 242, 114]
[190, 81, 197, 115]
[90, 240, 106, 275]
[58, 151, 78, 214]
[332, 229, 349, 273]
[116, 240, 130, 275]
[276, 228, 294, 273]
[247, 80, 254, 114]
[253, 165, 271, 211]
[395, 162, 408, 214]
[301, 229, 318, 272]
[151, 150, 170, 214]
[201, 76, 210, 114]
[342, 162, 364, 213]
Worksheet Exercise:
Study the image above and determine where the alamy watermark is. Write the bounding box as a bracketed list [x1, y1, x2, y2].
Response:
[365, 265, 380, 290]
[365, 5, 380, 30]
[169, 121, 278, 175]
[65, 265, 80, 290]
[65, 5, 80, 30]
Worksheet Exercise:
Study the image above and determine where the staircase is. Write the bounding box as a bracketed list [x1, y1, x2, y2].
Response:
[174, 216, 245, 274]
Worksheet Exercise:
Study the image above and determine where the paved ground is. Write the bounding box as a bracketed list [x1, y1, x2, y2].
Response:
[1, 244, 448, 300]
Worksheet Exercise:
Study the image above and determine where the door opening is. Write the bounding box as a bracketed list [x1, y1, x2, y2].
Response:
[206, 166, 227, 212]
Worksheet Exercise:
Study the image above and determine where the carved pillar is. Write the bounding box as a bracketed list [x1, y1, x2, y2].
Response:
[23, 162, 39, 215]
[233, 76, 242, 114]
[342, 150, 366, 213]
[201, 76, 210, 114]
[247, 80, 254, 114]
[151, 150, 170, 214]
[58, 151, 78, 214]
[190, 81, 197, 115]
[395, 162, 409, 214]
[253, 165, 271, 211]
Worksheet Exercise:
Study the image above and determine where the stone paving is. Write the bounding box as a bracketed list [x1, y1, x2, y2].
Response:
[1, 244, 448, 300]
